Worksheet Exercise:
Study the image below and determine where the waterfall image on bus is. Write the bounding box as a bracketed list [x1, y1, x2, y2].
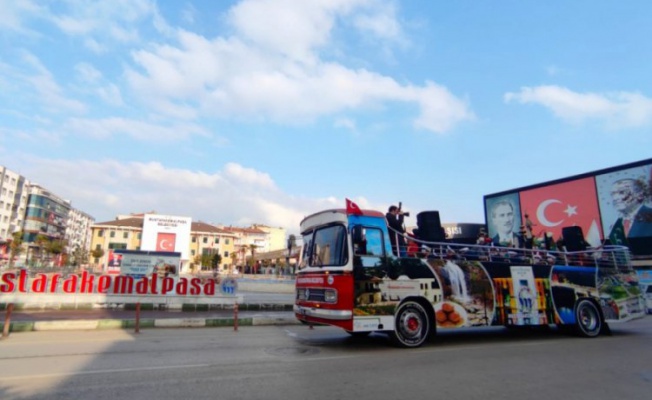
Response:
[294, 204, 646, 348]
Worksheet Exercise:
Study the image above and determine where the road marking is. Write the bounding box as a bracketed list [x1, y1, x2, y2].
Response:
[0, 363, 211, 382]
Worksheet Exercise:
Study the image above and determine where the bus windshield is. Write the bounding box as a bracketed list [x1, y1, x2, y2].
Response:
[305, 224, 348, 268]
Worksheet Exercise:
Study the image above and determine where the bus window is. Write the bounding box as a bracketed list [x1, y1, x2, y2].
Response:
[364, 228, 384, 257]
[299, 232, 313, 270]
[311, 225, 348, 267]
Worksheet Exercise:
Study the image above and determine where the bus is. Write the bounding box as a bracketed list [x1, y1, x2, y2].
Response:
[294, 204, 646, 348]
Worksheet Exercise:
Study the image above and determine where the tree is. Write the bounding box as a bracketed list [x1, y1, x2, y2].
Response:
[229, 252, 238, 273]
[211, 253, 222, 270]
[8, 231, 24, 268]
[287, 234, 296, 275]
[192, 254, 202, 273]
[70, 246, 90, 267]
[200, 253, 213, 270]
[48, 239, 67, 267]
[90, 248, 105, 267]
[248, 244, 258, 273]
[34, 234, 50, 267]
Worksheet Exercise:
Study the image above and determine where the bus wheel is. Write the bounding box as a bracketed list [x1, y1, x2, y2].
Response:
[574, 299, 602, 338]
[390, 301, 430, 348]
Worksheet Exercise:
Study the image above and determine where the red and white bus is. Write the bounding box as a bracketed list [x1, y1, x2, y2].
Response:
[294, 205, 646, 347]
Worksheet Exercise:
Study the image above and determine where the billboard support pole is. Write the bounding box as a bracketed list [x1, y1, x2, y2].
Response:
[2, 303, 14, 339]
[233, 302, 238, 331]
[135, 302, 141, 334]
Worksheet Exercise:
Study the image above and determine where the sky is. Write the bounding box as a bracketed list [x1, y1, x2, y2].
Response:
[1, 0, 651, 235]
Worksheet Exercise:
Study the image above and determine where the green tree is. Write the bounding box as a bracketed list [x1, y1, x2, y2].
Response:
[248, 244, 258, 273]
[48, 239, 67, 266]
[70, 245, 90, 267]
[8, 231, 24, 268]
[211, 253, 222, 270]
[90, 248, 105, 267]
[200, 253, 213, 270]
[34, 234, 50, 267]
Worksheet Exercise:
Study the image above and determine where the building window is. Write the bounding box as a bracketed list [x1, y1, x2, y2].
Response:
[224, 251, 229, 257]
[137, 233, 142, 239]
[191, 250, 195, 256]
[192, 237, 196, 243]
[215, 238, 220, 244]
[225, 238, 230, 245]
[110, 231, 115, 238]
[98, 230, 104, 237]
[203, 237, 207, 244]
[95, 244, 101, 250]
[123, 232, 128, 239]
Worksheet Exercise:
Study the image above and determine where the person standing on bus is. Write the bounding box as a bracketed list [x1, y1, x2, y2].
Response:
[386, 205, 406, 256]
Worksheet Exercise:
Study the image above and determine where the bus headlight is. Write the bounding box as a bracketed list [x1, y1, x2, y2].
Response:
[324, 289, 337, 303]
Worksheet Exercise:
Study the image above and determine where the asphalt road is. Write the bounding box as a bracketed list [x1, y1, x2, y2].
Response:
[0, 316, 650, 400]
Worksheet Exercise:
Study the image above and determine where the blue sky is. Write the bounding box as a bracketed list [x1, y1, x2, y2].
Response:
[1, 0, 651, 234]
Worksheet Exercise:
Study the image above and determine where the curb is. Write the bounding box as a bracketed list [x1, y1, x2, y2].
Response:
[1, 315, 300, 333]
[0, 304, 300, 334]
[1, 303, 294, 312]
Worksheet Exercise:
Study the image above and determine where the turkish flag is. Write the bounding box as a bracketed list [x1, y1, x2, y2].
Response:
[346, 198, 363, 215]
[519, 177, 603, 246]
[156, 232, 176, 252]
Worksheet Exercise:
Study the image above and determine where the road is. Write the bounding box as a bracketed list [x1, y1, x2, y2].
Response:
[0, 317, 650, 400]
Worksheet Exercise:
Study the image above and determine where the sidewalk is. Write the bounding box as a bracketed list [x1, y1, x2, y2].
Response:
[1, 295, 298, 334]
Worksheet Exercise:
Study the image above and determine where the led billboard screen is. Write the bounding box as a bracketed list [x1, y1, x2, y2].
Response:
[484, 158, 652, 257]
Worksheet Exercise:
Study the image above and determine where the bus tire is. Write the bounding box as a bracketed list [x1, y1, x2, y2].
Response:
[390, 300, 430, 348]
[574, 299, 602, 338]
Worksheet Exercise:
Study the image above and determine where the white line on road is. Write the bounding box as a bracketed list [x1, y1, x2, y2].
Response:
[0, 363, 211, 382]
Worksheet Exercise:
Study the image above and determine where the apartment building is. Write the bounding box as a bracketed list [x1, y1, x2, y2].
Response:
[0, 166, 29, 242]
[251, 224, 287, 252]
[0, 165, 96, 267]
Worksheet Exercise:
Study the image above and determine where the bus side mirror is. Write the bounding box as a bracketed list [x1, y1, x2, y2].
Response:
[352, 226, 364, 245]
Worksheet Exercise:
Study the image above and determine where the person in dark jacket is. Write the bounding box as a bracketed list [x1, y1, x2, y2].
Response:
[386, 205, 407, 256]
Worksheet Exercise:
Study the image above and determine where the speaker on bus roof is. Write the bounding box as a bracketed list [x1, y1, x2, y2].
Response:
[416, 211, 445, 242]
[561, 226, 588, 252]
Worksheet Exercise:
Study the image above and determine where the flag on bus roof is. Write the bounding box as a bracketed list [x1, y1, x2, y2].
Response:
[346, 198, 363, 215]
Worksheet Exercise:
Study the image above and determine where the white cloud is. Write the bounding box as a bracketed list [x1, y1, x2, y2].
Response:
[75, 62, 102, 83]
[20, 51, 86, 114]
[63, 117, 210, 141]
[9, 156, 322, 233]
[223, 162, 276, 190]
[334, 117, 357, 132]
[0, 0, 43, 34]
[505, 85, 652, 129]
[181, 4, 196, 24]
[125, 0, 472, 133]
[97, 83, 124, 107]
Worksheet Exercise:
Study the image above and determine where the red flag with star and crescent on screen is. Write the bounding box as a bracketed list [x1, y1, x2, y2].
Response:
[346, 198, 363, 215]
[518, 177, 604, 247]
[156, 232, 176, 252]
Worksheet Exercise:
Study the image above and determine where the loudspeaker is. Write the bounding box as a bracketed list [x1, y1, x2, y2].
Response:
[562, 226, 587, 251]
[417, 211, 445, 242]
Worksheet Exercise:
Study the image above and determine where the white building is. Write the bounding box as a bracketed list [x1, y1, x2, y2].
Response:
[0, 166, 29, 242]
[65, 208, 95, 255]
